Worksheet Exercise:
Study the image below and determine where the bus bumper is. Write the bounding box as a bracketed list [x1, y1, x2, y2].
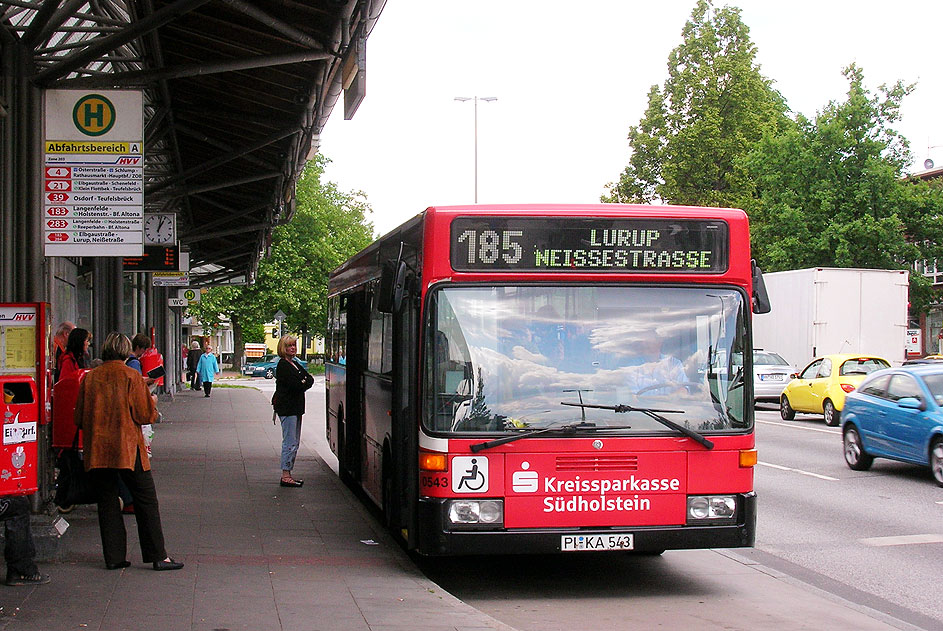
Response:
[416, 492, 756, 556]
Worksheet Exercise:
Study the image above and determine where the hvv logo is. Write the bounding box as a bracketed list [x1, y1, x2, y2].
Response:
[512, 462, 539, 493]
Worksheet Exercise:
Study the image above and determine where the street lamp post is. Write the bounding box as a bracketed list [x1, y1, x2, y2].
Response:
[454, 96, 497, 203]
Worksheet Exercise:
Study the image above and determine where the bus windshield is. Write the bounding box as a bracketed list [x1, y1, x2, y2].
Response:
[424, 285, 749, 436]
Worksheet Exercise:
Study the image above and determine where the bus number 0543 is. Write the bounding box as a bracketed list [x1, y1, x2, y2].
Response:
[457, 229, 523, 265]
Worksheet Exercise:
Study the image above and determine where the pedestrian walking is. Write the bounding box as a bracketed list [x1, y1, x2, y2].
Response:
[186, 341, 203, 391]
[196, 344, 220, 397]
[273, 335, 314, 487]
[73, 332, 183, 571]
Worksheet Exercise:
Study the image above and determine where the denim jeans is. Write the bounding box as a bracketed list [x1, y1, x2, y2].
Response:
[0, 496, 39, 577]
[279, 414, 303, 472]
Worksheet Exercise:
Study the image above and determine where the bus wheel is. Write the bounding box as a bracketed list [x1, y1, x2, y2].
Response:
[823, 400, 840, 426]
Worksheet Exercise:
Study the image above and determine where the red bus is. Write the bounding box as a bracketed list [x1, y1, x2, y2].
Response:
[326, 204, 769, 555]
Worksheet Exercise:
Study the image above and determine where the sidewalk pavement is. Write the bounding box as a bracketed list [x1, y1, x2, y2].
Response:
[0, 385, 515, 631]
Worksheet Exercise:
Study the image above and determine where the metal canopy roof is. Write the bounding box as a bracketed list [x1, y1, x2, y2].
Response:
[0, 0, 382, 285]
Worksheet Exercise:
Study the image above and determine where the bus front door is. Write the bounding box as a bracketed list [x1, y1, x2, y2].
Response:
[390, 277, 419, 549]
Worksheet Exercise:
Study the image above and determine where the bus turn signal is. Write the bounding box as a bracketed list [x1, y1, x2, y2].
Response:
[739, 449, 757, 467]
[420, 451, 448, 471]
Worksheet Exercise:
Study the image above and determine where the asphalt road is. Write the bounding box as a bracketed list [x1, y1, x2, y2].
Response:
[235, 377, 942, 631]
[750, 406, 942, 630]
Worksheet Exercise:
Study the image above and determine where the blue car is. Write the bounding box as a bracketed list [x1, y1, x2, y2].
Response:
[841, 365, 943, 486]
[242, 355, 307, 379]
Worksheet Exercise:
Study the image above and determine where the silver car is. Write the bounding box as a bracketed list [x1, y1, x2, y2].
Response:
[752, 349, 796, 403]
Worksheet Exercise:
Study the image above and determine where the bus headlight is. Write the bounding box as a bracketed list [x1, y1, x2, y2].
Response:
[447, 499, 504, 527]
[686, 495, 736, 523]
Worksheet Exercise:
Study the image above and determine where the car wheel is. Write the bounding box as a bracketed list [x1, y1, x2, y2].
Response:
[843, 426, 873, 471]
[823, 399, 840, 426]
[264, 368, 274, 379]
[780, 395, 795, 420]
[930, 438, 943, 487]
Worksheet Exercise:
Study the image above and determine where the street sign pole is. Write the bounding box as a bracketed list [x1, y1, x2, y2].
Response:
[273, 309, 286, 338]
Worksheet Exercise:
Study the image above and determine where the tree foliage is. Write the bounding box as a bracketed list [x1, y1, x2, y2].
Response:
[743, 65, 943, 311]
[604, 1, 943, 315]
[188, 155, 374, 363]
[604, 0, 789, 207]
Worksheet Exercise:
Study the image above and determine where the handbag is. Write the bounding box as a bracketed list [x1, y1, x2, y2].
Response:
[54, 429, 96, 510]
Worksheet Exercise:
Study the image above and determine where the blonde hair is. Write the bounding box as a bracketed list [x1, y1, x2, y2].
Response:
[101, 332, 132, 361]
[277, 334, 298, 359]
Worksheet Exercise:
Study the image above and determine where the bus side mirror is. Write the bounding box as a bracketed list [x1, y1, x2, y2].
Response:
[378, 260, 408, 314]
[751, 260, 771, 314]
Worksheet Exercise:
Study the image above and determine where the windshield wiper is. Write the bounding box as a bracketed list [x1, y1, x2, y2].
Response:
[561, 401, 714, 450]
[469, 421, 633, 453]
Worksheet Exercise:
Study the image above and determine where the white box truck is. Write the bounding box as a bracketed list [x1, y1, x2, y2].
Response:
[751, 267, 909, 369]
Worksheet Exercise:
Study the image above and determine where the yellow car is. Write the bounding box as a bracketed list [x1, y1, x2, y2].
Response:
[780, 354, 890, 426]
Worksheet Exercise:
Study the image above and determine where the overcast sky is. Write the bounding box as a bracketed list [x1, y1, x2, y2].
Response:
[319, 1, 943, 237]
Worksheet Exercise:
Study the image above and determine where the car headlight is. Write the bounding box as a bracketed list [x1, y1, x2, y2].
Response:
[686, 495, 737, 524]
[447, 499, 504, 529]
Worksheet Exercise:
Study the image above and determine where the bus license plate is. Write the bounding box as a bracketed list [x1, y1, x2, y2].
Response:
[561, 533, 634, 551]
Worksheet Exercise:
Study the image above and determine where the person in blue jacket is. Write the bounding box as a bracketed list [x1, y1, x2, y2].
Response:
[195, 344, 220, 397]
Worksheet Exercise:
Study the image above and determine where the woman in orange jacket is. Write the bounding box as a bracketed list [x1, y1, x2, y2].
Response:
[74, 332, 183, 572]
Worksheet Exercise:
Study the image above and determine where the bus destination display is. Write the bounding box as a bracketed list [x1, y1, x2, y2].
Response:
[450, 217, 728, 273]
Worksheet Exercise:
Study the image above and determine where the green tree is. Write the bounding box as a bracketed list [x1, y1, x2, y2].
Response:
[188, 155, 374, 365]
[743, 64, 943, 311]
[254, 156, 374, 339]
[604, 0, 789, 207]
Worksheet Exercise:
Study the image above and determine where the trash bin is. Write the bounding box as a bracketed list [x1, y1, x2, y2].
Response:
[0, 376, 39, 495]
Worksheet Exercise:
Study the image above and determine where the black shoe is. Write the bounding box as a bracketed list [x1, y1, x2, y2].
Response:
[106, 561, 131, 570]
[153, 558, 184, 571]
[280, 478, 303, 487]
[204, 394, 210, 397]
[6, 572, 50, 586]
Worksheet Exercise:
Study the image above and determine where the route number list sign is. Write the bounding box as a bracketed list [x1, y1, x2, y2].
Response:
[43, 90, 144, 257]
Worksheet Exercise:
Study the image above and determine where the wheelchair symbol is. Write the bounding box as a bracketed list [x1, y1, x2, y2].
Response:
[452, 456, 488, 493]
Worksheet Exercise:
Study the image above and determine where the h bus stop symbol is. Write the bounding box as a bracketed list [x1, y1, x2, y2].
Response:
[72, 94, 116, 136]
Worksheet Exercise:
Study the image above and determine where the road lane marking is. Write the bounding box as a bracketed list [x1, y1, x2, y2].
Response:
[757, 461, 839, 481]
[859, 533, 943, 547]
[756, 419, 840, 435]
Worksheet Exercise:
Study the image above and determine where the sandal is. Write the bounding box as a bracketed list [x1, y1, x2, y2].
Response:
[280, 477, 303, 487]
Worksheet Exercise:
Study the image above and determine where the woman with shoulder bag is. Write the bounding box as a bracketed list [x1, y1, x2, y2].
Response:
[273, 335, 314, 487]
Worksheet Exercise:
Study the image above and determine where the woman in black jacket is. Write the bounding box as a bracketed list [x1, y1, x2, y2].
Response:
[273, 335, 314, 487]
